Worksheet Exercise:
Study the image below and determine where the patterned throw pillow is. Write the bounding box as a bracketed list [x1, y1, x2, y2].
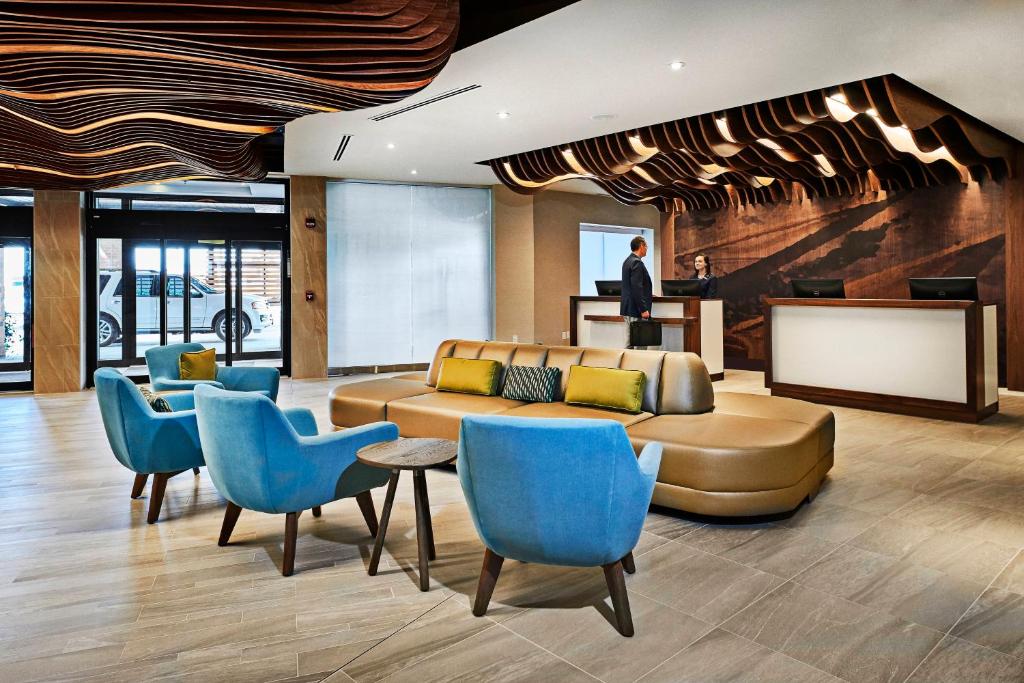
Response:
[500, 365, 561, 403]
[138, 385, 173, 413]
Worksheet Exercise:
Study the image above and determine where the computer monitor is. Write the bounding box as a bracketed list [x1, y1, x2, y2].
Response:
[791, 279, 846, 298]
[595, 280, 621, 296]
[661, 279, 703, 296]
[908, 277, 978, 301]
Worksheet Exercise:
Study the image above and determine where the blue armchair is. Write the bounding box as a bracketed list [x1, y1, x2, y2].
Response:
[458, 415, 662, 636]
[94, 368, 206, 524]
[145, 343, 280, 401]
[193, 385, 397, 576]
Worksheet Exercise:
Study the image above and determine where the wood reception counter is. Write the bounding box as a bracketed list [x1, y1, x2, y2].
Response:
[570, 296, 724, 380]
[764, 298, 998, 422]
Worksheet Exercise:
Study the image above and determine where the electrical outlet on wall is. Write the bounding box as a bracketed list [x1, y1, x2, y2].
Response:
[512, 335, 519, 343]
[562, 331, 569, 340]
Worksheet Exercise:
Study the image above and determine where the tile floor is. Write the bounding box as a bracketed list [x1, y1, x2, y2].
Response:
[1, 371, 1023, 682]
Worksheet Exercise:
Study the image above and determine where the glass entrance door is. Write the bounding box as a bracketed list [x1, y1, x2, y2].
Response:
[0, 236, 31, 389]
[93, 237, 286, 377]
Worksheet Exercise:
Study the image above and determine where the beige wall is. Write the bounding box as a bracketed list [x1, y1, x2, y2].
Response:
[289, 176, 328, 379]
[493, 187, 661, 346]
[33, 190, 84, 393]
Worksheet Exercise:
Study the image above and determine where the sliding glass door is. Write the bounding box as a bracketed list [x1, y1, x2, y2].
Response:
[86, 205, 289, 383]
[0, 234, 31, 390]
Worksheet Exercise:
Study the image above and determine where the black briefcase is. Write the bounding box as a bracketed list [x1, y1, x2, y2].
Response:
[628, 319, 662, 347]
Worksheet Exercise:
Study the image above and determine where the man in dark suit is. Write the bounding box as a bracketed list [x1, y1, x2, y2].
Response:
[621, 236, 652, 348]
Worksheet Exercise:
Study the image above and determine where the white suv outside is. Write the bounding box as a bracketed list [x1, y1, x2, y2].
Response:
[98, 270, 272, 347]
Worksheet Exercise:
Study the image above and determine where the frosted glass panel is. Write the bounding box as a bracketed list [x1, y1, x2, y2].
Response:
[327, 182, 491, 367]
[579, 226, 653, 295]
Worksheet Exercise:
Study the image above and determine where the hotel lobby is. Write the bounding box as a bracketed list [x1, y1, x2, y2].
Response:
[2, 2, 1024, 682]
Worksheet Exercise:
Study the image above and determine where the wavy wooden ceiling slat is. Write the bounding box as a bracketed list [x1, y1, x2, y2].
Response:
[486, 74, 1021, 213]
[0, 0, 458, 189]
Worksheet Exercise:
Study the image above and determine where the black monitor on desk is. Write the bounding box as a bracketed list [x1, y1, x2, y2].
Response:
[791, 278, 846, 298]
[595, 280, 621, 296]
[661, 279, 703, 296]
[908, 277, 978, 301]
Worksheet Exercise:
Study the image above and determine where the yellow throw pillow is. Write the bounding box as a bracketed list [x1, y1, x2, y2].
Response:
[436, 357, 502, 396]
[564, 365, 646, 413]
[179, 348, 217, 381]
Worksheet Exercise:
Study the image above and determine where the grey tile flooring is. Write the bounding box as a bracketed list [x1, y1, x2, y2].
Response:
[721, 582, 945, 683]
[905, 635, 1024, 683]
[2, 372, 1024, 683]
[638, 628, 843, 683]
[792, 545, 987, 632]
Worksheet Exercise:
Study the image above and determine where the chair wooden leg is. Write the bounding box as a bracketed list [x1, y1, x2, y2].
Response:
[219, 502, 242, 546]
[473, 548, 504, 617]
[311, 506, 322, 518]
[192, 467, 200, 476]
[368, 471, 400, 576]
[130, 473, 148, 499]
[147, 473, 170, 524]
[622, 551, 636, 575]
[355, 491, 378, 537]
[282, 511, 300, 576]
[602, 560, 634, 637]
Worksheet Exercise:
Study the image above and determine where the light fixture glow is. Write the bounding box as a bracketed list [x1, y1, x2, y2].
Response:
[410, 169, 418, 175]
[669, 60, 685, 71]
[386, 142, 395, 149]
[497, 111, 511, 119]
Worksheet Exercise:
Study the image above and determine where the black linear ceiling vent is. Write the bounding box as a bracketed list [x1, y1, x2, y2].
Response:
[332, 134, 352, 162]
[369, 85, 482, 121]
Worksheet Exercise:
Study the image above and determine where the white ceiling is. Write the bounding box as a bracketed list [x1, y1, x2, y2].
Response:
[284, 0, 1024, 191]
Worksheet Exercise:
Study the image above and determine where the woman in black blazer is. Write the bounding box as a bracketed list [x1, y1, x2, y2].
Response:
[692, 253, 719, 298]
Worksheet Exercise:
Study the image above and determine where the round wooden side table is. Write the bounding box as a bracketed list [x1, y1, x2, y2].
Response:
[357, 438, 457, 591]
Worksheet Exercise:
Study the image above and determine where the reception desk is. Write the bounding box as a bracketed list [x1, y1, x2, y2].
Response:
[765, 298, 998, 422]
[570, 296, 724, 380]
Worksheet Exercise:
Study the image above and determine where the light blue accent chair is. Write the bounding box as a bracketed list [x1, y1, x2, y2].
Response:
[193, 384, 397, 576]
[145, 343, 280, 401]
[458, 415, 662, 636]
[94, 368, 205, 524]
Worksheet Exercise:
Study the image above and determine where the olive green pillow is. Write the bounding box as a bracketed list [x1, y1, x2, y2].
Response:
[179, 348, 217, 381]
[564, 365, 646, 413]
[436, 357, 502, 396]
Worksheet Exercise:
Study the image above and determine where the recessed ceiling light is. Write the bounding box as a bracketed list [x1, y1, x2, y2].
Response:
[497, 111, 511, 119]
[386, 143, 395, 149]
[591, 113, 617, 121]
[669, 60, 685, 71]
[410, 169, 418, 175]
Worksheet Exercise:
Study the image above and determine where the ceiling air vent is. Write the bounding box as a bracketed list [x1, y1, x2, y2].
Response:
[369, 85, 482, 121]
[332, 134, 352, 162]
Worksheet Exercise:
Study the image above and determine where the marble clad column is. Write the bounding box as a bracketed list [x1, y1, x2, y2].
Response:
[33, 190, 84, 393]
[289, 177, 328, 379]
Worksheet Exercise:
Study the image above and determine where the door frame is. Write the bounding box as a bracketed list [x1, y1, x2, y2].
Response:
[0, 206, 33, 391]
[85, 208, 290, 385]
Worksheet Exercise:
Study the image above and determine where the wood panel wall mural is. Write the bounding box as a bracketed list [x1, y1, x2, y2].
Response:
[670, 182, 1008, 381]
[487, 74, 1020, 213]
[0, 0, 457, 189]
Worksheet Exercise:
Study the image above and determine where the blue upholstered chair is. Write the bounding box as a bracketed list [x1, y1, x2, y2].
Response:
[193, 385, 397, 576]
[94, 368, 206, 524]
[458, 416, 662, 636]
[145, 343, 280, 401]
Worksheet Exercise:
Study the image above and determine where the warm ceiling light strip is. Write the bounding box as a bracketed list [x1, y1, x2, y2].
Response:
[0, 105, 277, 135]
[486, 74, 1018, 212]
[0, 160, 183, 179]
[0, 0, 459, 189]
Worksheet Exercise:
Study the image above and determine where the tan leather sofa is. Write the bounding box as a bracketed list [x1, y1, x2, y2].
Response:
[329, 339, 834, 517]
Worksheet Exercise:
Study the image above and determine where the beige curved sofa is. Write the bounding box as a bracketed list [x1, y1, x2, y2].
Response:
[329, 339, 834, 517]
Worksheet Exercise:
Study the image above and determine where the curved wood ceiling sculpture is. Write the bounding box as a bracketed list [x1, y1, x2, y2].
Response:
[0, 0, 457, 189]
[487, 75, 1021, 213]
